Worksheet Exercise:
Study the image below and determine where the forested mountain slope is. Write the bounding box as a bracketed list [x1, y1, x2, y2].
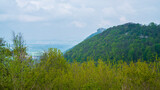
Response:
[64, 22, 160, 62]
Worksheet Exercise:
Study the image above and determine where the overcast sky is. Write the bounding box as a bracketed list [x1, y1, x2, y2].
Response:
[0, 0, 160, 45]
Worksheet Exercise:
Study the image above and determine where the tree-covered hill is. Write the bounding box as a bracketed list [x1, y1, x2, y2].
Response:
[64, 22, 160, 62]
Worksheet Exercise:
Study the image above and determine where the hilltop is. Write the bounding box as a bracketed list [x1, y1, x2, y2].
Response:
[64, 22, 160, 62]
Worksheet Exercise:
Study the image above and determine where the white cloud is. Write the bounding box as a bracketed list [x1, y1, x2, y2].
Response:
[0, 14, 11, 21]
[15, 0, 95, 18]
[102, 7, 117, 17]
[15, 0, 75, 14]
[71, 6, 95, 19]
[117, 3, 136, 14]
[56, 3, 73, 15]
[98, 20, 111, 27]
[72, 21, 86, 28]
[0, 14, 45, 22]
[18, 15, 45, 22]
[16, 0, 55, 12]
[16, 0, 28, 8]
[119, 16, 128, 23]
[102, 3, 135, 18]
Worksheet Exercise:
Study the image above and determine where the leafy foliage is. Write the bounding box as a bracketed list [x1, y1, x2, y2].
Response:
[1, 48, 160, 89]
[64, 22, 160, 62]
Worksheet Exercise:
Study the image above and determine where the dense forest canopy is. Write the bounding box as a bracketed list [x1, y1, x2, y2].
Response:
[64, 22, 160, 62]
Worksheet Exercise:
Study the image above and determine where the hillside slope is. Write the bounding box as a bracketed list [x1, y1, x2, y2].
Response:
[85, 28, 106, 40]
[64, 23, 160, 62]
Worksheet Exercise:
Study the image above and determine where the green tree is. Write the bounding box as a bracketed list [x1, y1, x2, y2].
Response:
[0, 38, 11, 89]
[8, 32, 34, 89]
[12, 32, 27, 62]
[32, 48, 68, 89]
